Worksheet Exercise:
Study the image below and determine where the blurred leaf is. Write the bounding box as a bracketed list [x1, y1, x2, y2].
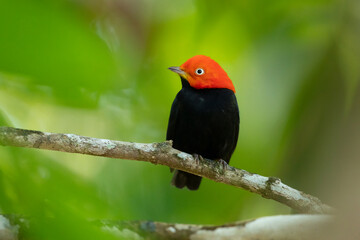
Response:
[0, 0, 117, 107]
[0, 110, 12, 126]
[0, 144, 119, 239]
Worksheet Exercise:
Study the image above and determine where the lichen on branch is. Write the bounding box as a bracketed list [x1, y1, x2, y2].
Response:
[0, 126, 333, 214]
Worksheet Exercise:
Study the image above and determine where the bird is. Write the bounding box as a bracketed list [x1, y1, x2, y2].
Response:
[167, 55, 239, 190]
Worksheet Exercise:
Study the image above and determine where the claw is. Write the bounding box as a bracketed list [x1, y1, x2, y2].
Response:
[192, 153, 204, 165]
[217, 159, 228, 171]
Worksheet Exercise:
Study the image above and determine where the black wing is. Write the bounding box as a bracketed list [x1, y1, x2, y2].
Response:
[166, 93, 181, 142]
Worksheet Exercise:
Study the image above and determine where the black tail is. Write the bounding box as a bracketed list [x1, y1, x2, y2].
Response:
[171, 170, 202, 190]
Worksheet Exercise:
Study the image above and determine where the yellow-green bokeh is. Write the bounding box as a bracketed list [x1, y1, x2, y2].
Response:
[0, 0, 359, 239]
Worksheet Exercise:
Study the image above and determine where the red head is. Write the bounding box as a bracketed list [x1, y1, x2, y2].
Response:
[169, 55, 235, 93]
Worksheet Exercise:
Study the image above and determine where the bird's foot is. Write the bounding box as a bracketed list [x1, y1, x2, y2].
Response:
[216, 159, 229, 171]
[192, 153, 204, 165]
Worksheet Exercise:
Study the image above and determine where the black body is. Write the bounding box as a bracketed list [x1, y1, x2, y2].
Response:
[167, 78, 239, 190]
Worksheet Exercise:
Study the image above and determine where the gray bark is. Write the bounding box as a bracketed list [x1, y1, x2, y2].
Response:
[0, 214, 333, 240]
[0, 126, 333, 214]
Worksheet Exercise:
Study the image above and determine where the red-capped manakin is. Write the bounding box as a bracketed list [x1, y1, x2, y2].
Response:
[167, 55, 239, 190]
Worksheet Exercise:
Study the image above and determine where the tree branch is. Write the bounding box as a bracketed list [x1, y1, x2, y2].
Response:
[100, 214, 332, 240]
[0, 126, 333, 214]
[2, 214, 333, 240]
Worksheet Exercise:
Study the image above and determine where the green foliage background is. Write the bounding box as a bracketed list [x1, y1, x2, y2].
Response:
[0, 0, 359, 239]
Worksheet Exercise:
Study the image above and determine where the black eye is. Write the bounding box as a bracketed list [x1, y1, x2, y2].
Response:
[195, 68, 205, 75]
